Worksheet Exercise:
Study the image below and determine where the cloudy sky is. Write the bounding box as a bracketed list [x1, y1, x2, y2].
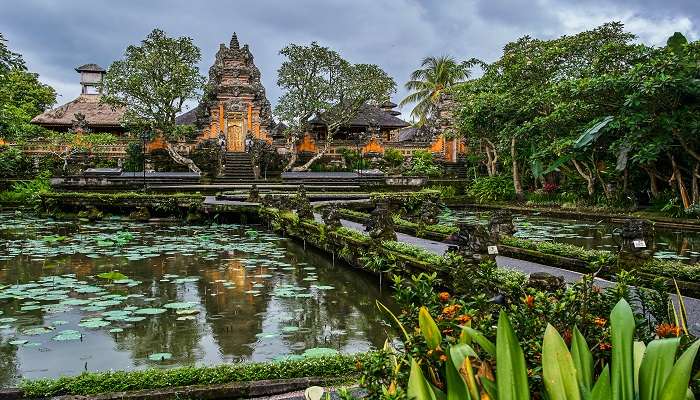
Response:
[1, 0, 697, 118]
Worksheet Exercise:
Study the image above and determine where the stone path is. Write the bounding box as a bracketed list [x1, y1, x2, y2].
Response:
[331, 216, 700, 334]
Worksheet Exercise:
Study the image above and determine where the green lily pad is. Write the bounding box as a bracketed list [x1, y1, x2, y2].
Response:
[109, 328, 124, 333]
[302, 347, 339, 358]
[78, 319, 110, 328]
[134, 308, 166, 315]
[22, 326, 54, 335]
[53, 330, 82, 341]
[97, 271, 128, 281]
[148, 352, 172, 361]
[9, 339, 28, 345]
[163, 302, 198, 310]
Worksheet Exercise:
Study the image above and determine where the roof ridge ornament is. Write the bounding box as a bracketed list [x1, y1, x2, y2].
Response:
[230, 33, 239, 50]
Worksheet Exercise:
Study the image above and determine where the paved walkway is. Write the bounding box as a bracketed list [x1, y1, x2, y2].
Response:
[325, 215, 700, 334]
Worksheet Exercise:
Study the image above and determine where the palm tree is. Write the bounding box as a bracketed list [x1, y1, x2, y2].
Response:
[399, 56, 469, 125]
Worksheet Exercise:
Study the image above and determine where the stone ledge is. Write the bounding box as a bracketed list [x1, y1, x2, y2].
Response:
[6, 376, 342, 400]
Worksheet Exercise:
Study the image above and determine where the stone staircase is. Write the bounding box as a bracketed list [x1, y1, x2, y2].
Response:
[216, 152, 256, 182]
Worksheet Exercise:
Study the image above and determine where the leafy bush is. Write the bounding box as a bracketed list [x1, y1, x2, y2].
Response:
[466, 175, 515, 203]
[404, 150, 442, 177]
[381, 240, 444, 266]
[501, 235, 615, 264]
[339, 148, 369, 170]
[0, 146, 32, 177]
[21, 354, 364, 397]
[428, 184, 458, 199]
[123, 142, 144, 172]
[0, 173, 51, 204]
[639, 259, 700, 283]
[383, 148, 404, 169]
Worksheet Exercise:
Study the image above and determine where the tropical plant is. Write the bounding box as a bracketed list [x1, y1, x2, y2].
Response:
[383, 148, 405, 170]
[102, 28, 205, 173]
[383, 298, 698, 399]
[405, 150, 442, 177]
[399, 56, 471, 124]
[467, 175, 515, 203]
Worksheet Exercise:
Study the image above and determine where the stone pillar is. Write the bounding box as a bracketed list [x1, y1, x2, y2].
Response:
[365, 200, 397, 242]
[448, 222, 494, 264]
[294, 184, 314, 220]
[618, 219, 655, 266]
[322, 204, 342, 230]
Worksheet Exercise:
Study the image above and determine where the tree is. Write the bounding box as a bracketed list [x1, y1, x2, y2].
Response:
[0, 33, 56, 140]
[399, 56, 470, 125]
[102, 28, 205, 173]
[275, 42, 396, 171]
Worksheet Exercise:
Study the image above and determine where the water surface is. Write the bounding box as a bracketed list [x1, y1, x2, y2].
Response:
[0, 213, 391, 386]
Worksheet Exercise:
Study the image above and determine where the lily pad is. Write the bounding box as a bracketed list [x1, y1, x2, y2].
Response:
[302, 347, 339, 358]
[97, 271, 128, 281]
[9, 339, 28, 345]
[53, 330, 82, 341]
[134, 308, 166, 315]
[163, 302, 198, 310]
[148, 352, 172, 361]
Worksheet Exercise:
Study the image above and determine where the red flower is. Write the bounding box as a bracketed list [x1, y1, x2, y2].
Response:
[439, 292, 450, 302]
[522, 295, 535, 308]
[656, 323, 682, 338]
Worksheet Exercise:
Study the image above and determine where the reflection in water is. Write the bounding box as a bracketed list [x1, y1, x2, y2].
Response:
[0, 213, 392, 386]
[442, 210, 700, 263]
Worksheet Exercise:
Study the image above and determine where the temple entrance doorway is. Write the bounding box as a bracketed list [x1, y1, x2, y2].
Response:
[226, 120, 244, 152]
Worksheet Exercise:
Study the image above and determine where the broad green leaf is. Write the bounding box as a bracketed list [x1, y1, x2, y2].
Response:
[543, 324, 581, 400]
[377, 301, 410, 342]
[459, 323, 471, 345]
[659, 340, 700, 400]
[571, 326, 593, 391]
[639, 338, 680, 400]
[591, 365, 612, 400]
[496, 311, 530, 400]
[408, 358, 437, 400]
[633, 341, 646, 396]
[451, 344, 480, 400]
[419, 306, 442, 350]
[611, 299, 635, 400]
[446, 349, 471, 400]
[574, 116, 613, 149]
[463, 327, 496, 357]
[543, 154, 573, 174]
[480, 376, 497, 400]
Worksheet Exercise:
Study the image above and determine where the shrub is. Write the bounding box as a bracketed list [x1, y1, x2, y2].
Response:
[123, 142, 144, 172]
[0, 172, 51, 204]
[383, 148, 404, 169]
[404, 150, 442, 177]
[20, 354, 364, 397]
[0, 146, 32, 177]
[467, 175, 515, 203]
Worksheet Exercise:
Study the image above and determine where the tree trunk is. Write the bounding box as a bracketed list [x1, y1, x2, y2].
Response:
[483, 139, 498, 177]
[645, 167, 659, 198]
[511, 137, 524, 201]
[292, 140, 332, 172]
[572, 159, 595, 196]
[693, 162, 700, 205]
[670, 155, 691, 209]
[165, 142, 201, 174]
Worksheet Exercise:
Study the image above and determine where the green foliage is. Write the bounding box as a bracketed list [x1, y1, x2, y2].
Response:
[500, 235, 614, 265]
[381, 240, 444, 267]
[102, 28, 204, 136]
[20, 354, 364, 397]
[383, 148, 405, 169]
[404, 150, 442, 177]
[0, 146, 32, 177]
[339, 148, 369, 170]
[123, 142, 143, 172]
[335, 226, 371, 244]
[0, 34, 56, 141]
[467, 175, 515, 203]
[0, 172, 51, 204]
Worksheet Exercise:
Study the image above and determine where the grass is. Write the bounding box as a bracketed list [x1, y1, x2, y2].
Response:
[20, 354, 363, 397]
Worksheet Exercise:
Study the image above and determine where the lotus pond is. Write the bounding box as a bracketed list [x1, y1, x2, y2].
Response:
[0, 212, 391, 386]
[441, 209, 700, 263]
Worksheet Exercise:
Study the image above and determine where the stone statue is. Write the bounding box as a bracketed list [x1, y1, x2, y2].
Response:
[618, 219, 654, 265]
[419, 199, 441, 226]
[322, 204, 342, 230]
[70, 112, 90, 134]
[293, 185, 314, 220]
[365, 200, 397, 242]
[247, 184, 260, 203]
[527, 272, 565, 292]
[488, 210, 516, 241]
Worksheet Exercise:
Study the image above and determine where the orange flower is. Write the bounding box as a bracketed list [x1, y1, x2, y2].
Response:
[439, 292, 450, 302]
[656, 323, 682, 338]
[457, 314, 472, 325]
[439, 354, 448, 362]
[522, 295, 535, 308]
[599, 342, 611, 351]
[594, 317, 607, 327]
[442, 304, 461, 318]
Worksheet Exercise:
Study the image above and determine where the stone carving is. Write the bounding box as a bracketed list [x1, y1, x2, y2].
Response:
[293, 185, 314, 220]
[488, 210, 515, 241]
[365, 201, 397, 242]
[527, 272, 565, 292]
[70, 112, 91, 134]
[247, 184, 260, 203]
[419, 199, 441, 226]
[321, 204, 342, 230]
[448, 222, 492, 263]
[618, 219, 655, 265]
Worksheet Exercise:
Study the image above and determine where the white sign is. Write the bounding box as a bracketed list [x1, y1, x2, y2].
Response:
[633, 239, 647, 248]
[487, 245, 499, 255]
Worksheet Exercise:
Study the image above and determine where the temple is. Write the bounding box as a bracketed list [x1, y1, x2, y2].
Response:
[176, 33, 273, 152]
[31, 64, 126, 134]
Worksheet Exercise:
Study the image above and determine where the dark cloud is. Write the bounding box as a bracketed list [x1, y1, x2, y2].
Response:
[1, 0, 696, 117]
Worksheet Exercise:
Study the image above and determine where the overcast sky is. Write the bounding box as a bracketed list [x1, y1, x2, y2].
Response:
[1, 0, 697, 119]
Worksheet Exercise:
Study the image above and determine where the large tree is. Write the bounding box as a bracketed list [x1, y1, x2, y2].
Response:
[399, 56, 471, 125]
[102, 28, 205, 173]
[275, 42, 396, 171]
[0, 33, 56, 140]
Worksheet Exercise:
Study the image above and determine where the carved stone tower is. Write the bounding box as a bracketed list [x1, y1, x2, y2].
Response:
[197, 33, 273, 152]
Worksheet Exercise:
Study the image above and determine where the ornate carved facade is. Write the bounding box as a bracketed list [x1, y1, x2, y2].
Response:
[190, 33, 273, 152]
